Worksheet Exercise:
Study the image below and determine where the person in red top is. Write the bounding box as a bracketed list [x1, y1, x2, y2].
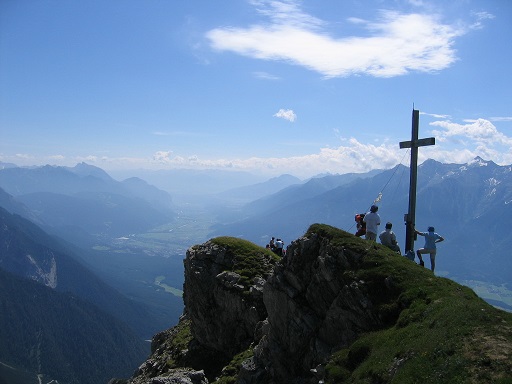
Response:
[355, 213, 366, 237]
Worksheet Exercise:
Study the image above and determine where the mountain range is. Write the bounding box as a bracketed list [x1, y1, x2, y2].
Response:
[0, 163, 182, 383]
[0, 163, 189, 340]
[0, 157, 510, 382]
[211, 157, 512, 294]
[0, 162, 175, 245]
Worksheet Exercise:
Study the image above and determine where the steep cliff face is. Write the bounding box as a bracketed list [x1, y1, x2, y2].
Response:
[128, 237, 278, 383]
[183, 238, 271, 358]
[125, 224, 512, 384]
[249, 229, 387, 382]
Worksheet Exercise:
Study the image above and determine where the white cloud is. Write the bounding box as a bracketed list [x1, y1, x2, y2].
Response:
[426, 118, 512, 166]
[5, 118, 510, 179]
[430, 118, 512, 146]
[134, 119, 512, 177]
[207, 1, 468, 78]
[274, 108, 297, 122]
[153, 151, 173, 164]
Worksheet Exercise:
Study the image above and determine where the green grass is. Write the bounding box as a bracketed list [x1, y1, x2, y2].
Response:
[211, 348, 254, 384]
[210, 236, 280, 289]
[304, 224, 512, 383]
[154, 276, 183, 297]
[163, 318, 193, 369]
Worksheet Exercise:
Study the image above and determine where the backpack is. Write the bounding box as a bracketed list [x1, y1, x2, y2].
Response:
[355, 214, 366, 237]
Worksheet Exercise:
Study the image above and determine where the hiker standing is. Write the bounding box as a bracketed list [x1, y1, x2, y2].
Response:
[414, 226, 444, 272]
[363, 205, 381, 241]
[275, 238, 284, 257]
[379, 222, 401, 254]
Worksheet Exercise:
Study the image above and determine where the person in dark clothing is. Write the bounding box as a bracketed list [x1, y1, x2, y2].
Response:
[355, 213, 366, 237]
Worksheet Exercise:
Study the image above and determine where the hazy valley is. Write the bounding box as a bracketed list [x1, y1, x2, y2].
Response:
[0, 157, 511, 383]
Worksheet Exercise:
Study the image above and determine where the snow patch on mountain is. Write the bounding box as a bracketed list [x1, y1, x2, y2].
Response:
[26, 253, 57, 289]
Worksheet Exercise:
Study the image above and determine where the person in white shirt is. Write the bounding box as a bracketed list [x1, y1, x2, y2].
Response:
[363, 205, 381, 241]
[275, 238, 284, 256]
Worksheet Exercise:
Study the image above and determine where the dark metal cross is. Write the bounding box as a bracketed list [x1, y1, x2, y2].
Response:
[399, 109, 435, 256]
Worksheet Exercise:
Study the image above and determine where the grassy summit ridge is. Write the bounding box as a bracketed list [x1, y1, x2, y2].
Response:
[210, 236, 280, 288]
[302, 224, 512, 383]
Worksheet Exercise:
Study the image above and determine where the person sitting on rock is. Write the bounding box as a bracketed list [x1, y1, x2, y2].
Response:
[379, 222, 401, 254]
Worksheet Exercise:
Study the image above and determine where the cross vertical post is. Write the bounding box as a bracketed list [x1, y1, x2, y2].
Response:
[399, 109, 435, 256]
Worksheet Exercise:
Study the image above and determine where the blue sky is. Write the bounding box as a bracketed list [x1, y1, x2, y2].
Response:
[1, 0, 511, 178]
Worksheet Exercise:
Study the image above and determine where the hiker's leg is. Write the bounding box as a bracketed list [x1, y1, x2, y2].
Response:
[416, 249, 425, 266]
[430, 251, 437, 272]
[365, 232, 377, 241]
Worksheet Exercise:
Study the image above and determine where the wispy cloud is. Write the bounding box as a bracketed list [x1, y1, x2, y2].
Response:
[253, 71, 281, 80]
[274, 108, 297, 122]
[15, 153, 33, 160]
[489, 116, 512, 122]
[421, 112, 451, 119]
[470, 11, 495, 30]
[206, 0, 472, 78]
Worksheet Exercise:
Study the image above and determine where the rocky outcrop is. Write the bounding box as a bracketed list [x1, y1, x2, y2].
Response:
[249, 230, 385, 382]
[128, 237, 278, 383]
[125, 224, 512, 384]
[127, 226, 394, 383]
[183, 240, 269, 358]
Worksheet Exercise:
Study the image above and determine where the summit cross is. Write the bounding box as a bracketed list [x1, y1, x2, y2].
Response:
[399, 109, 435, 257]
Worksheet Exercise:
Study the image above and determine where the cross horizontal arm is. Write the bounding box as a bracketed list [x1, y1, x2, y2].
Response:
[399, 137, 436, 149]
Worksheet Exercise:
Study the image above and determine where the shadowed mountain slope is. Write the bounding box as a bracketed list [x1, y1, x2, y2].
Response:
[0, 268, 148, 384]
[0, 206, 171, 339]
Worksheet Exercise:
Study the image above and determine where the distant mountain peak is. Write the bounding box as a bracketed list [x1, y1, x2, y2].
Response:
[468, 156, 489, 166]
[458, 157, 499, 173]
[68, 162, 113, 181]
